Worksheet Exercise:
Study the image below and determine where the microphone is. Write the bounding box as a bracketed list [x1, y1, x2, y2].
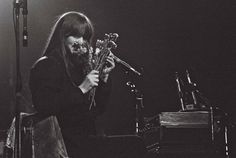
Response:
[22, 0, 28, 47]
[112, 54, 142, 76]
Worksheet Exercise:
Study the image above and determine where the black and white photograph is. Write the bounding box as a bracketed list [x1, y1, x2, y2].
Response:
[0, 0, 235, 158]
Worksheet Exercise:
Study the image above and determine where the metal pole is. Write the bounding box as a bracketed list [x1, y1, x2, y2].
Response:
[224, 124, 230, 158]
[13, 1, 23, 158]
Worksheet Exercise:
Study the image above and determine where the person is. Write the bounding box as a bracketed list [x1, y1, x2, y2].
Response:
[29, 11, 146, 158]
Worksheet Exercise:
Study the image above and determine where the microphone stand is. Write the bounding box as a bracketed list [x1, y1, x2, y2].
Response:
[13, 1, 28, 158]
[13, 1, 22, 158]
[126, 81, 144, 135]
[119, 60, 143, 135]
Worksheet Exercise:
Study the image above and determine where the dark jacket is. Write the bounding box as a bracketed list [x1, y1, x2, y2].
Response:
[29, 50, 112, 136]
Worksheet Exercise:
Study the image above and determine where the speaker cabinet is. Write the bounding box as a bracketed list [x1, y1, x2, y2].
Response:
[158, 111, 225, 158]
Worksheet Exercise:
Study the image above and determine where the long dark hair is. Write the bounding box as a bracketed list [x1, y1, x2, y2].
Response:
[43, 11, 94, 78]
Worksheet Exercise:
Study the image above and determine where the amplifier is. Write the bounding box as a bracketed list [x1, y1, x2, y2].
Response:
[159, 111, 212, 143]
[158, 111, 215, 157]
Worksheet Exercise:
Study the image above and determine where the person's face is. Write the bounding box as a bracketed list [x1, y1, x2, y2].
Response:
[65, 35, 88, 55]
[64, 35, 92, 71]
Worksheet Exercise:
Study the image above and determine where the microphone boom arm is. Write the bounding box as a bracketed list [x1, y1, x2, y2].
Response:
[112, 55, 141, 76]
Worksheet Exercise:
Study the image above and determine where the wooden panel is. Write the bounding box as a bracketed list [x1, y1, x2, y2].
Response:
[159, 111, 210, 128]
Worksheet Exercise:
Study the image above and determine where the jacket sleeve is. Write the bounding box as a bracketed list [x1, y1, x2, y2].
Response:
[29, 57, 86, 116]
[93, 77, 112, 115]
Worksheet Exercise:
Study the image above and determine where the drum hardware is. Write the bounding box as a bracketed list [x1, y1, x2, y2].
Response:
[175, 70, 208, 111]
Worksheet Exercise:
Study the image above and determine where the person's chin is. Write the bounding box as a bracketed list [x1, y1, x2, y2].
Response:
[72, 53, 89, 65]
